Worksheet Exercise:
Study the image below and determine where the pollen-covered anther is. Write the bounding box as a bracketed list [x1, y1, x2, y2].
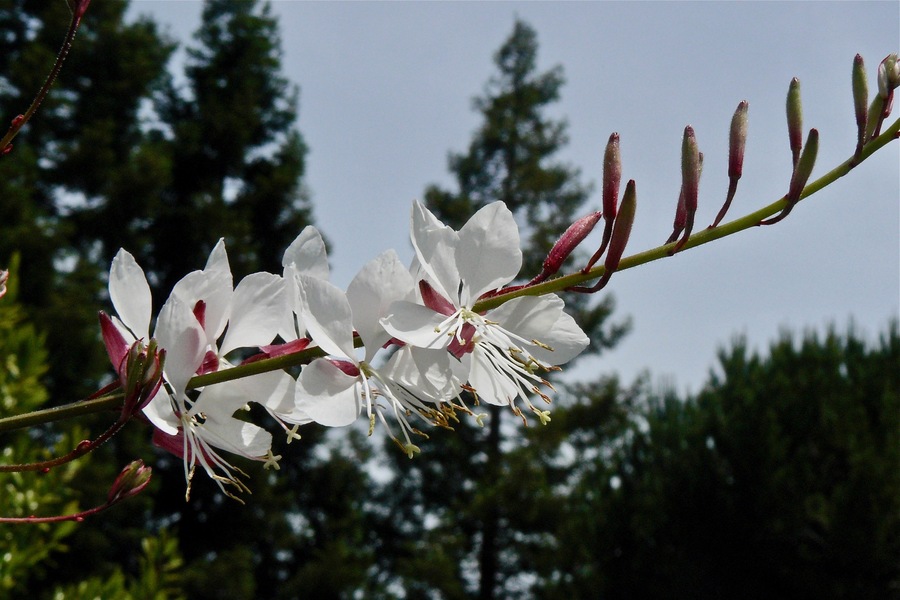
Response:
[530, 339, 554, 351]
[509, 405, 528, 425]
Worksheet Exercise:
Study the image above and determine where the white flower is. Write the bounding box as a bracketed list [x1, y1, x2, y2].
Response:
[381, 201, 589, 423]
[293, 250, 449, 455]
[107, 245, 288, 499]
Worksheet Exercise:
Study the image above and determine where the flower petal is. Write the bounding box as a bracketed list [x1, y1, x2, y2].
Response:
[219, 272, 285, 356]
[297, 274, 356, 359]
[456, 201, 522, 304]
[487, 295, 589, 365]
[283, 225, 329, 280]
[410, 201, 460, 303]
[347, 250, 414, 362]
[154, 295, 206, 396]
[109, 249, 152, 341]
[295, 359, 361, 427]
[381, 300, 454, 351]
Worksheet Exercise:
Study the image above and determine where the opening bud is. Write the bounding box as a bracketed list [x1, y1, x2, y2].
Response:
[107, 459, 152, 504]
[786, 77, 803, 168]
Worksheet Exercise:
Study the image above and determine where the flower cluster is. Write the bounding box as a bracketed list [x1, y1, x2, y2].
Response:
[104, 201, 588, 498]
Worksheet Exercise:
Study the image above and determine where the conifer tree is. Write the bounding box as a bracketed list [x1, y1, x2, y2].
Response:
[539, 325, 900, 599]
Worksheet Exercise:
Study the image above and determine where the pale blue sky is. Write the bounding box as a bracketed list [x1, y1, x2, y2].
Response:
[129, 1, 899, 392]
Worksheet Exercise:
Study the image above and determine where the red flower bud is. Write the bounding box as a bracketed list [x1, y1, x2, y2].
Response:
[107, 460, 152, 504]
[710, 101, 749, 229]
[569, 180, 636, 294]
[670, 128, 701, 253]
[537, 211, 600, 279]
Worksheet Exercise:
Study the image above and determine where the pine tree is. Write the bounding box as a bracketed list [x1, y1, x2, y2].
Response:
[1, 3, 343, 596]
[540, 325, 900, 599]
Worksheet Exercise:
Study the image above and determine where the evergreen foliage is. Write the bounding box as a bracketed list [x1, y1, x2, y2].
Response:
[535, 325, 900, 599]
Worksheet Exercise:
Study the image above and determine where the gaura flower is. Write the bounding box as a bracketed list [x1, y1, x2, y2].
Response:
[106, 245, 289, 499]
[293, 250, 449, 456]
[381, 201, 589, 424]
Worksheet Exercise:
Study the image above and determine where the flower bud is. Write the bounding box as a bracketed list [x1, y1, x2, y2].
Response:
[852, 54, 868, 155]
[670, 127, 700, 253]
[539, 211, 600, 278]
[877, 53, 899, 98]
[786, 77, 803, 167]
[0, 269, 8, 299]
[568, 181, 636, 294]
[605, 180, 637, 274]
[587, 132, 622, 271]
[760, 128, 818, 226]
[681, 126, 700, 215]
[710, 102, 749, 229]
[787, 128, 819, 202]
[107, 459, 152, 504]
[602, 133, 621, 221]
[728, 101, 749, 179]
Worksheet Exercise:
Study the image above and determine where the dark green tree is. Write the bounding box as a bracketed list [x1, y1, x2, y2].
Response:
[370, 20, 628, 599]
[0, 0, 175, 398]
[539, 324, 900, 599]
[1, 3, 354, 598]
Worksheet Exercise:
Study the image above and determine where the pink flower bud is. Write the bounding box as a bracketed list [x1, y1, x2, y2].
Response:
[786, 77, 803, 168]
[728, 101, 749, 179]
[670, 128, 700, 253]
[602, 133, 621, 221]
[539, 211, 600, 279]
[568, 180, 637, 294]
[0, 269, 8, 299]
[66, 0, 92, 20]
[604, 180, 637, 273]
[710, 102, 749, 229]
[107, 459, 152, 504]
[586, 132, 622, 272]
